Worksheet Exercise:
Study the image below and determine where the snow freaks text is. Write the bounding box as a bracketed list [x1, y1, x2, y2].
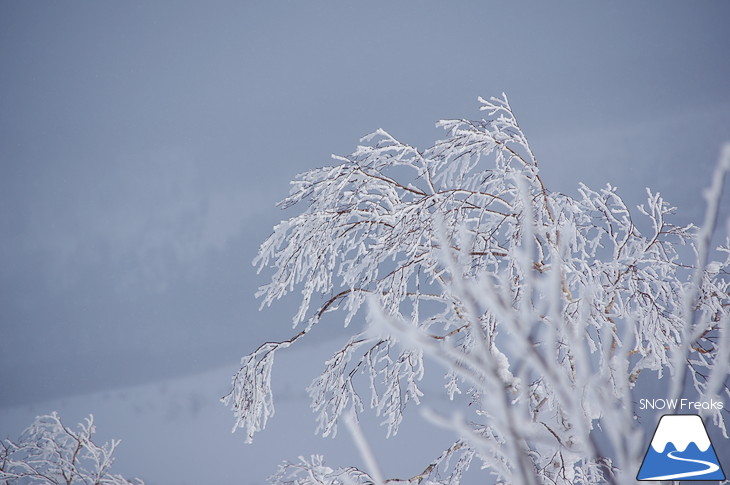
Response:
[639, 399, 725, 411]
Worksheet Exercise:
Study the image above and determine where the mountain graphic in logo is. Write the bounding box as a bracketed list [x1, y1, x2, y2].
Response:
[637, 414, 726, 481]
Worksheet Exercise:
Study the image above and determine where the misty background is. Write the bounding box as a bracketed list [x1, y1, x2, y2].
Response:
[1, 2, 729, 484]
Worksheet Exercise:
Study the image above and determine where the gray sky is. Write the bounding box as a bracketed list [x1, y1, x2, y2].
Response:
[1, 1, 729, 408]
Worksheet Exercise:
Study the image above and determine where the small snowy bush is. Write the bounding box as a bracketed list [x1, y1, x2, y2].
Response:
[224, 95, 730, 485]
[0, 412, 143, 485]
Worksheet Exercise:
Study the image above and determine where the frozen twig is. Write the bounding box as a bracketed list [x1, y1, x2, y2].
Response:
[229, 96, 730, 485]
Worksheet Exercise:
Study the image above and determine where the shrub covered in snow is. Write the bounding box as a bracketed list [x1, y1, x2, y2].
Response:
[224, 95, 730, 485]
[0, 412, 143, 485]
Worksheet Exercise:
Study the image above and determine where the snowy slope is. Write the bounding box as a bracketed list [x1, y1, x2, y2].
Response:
[0, 338, 454, 485]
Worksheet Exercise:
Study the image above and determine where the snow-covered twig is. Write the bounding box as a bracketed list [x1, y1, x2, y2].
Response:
[0, 412, 143, 484]
[227, 96, 730, 485]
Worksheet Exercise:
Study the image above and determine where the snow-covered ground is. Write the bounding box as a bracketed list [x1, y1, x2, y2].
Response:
[0, 337, 458, 485]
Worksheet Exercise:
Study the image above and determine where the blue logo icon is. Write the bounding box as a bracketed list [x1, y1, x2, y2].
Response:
[637, 414, 726, 481]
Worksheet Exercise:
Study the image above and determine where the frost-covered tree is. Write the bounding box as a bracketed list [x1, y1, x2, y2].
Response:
[223, 95, 730, 485]
[0, 412, 143, 485]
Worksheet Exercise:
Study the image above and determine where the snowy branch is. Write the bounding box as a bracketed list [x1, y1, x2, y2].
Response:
[0, 412, 143, 485]
[226, 96, 730, 485]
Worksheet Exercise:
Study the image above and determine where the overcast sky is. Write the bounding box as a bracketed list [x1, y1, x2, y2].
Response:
[1, 1, 729, 409]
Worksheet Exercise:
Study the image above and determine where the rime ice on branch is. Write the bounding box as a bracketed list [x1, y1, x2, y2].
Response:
[0, 412, 144, 484]
[223, 94, 730, 485]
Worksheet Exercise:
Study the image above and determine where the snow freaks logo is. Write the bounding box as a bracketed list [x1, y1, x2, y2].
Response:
[637, 414, 726, 481]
